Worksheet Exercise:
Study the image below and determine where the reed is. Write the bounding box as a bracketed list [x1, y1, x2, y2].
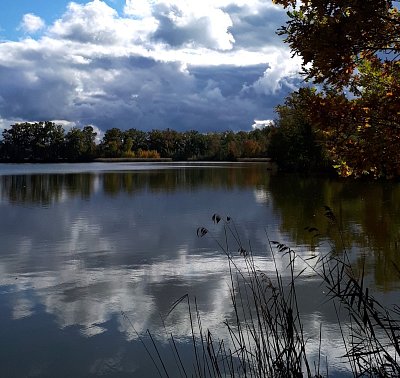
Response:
[133, 208, 400, 377]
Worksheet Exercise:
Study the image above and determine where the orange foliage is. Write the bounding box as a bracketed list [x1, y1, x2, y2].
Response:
[136, 149, 160, 159]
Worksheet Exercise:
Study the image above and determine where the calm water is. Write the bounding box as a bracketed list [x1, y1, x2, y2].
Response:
[0, 162, 399, 377]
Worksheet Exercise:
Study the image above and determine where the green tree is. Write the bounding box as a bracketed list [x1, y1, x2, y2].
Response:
[123, 129, 148, 152]
[81, 126, 97, 159]
[180, 130, 207, 160]
[32, 122, 65, 161]
[64, 126, 97, 161]
[147, 129, 181, 158]
[65, 128, 85, 161]
[101, 128, 123, 157]
[2, 122, 34, 161]
[1, 122, 65, 161]
[203, 133, 223, 160]
[269, 89, 330, 172]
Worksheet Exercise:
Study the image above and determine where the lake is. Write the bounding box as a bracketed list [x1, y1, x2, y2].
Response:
[0, 162, 399, 377]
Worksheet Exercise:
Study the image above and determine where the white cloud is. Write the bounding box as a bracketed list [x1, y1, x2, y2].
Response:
[124, 0, 153, 17]
[0, 118, 25, 133]
[0, 0, 301, 132]
[149, 0, 235, 50]
[252, 119, 274, 130]
[19, 14, 45, 34]
[248, 49, 302, 94]
[49, 0, 158, 45]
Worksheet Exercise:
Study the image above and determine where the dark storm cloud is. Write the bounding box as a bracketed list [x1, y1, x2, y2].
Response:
[227, 4, 288, 49]
[0, 48, 296, 131]
[0, 0, 302, 132]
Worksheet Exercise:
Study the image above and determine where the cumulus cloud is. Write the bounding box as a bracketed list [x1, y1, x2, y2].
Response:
[252, 119, 274, 130]
[124, 0, 153, 17]
[19, 14, 45, 34]
[0, 118, 23, 133]
[0, 0, 302, 132]
[48, 0, 157, 45]
[149, 1, 235, 50]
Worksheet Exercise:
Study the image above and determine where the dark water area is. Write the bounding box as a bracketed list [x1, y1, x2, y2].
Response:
[0, 162, 399, 377]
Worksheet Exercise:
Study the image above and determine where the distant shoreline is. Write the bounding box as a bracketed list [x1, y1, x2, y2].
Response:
[93, 158, 173, 162]
[0, 158, 274, 164]
[236, 158, 272, 162]
[94, 157, 273, 163]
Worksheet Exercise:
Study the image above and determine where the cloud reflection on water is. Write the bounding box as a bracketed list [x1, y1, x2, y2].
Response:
[0, 164, 398, 376]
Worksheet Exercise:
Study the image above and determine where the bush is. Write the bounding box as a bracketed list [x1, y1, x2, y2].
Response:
[136, 149, 161, 159]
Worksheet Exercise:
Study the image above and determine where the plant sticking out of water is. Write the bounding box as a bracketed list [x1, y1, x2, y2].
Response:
[304, 206, 400, 377]
[126, 208, 400, 377]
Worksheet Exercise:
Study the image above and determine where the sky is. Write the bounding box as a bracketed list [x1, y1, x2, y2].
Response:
[0, 0, 303, 134]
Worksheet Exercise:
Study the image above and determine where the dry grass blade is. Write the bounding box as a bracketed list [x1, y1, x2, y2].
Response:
[141, 210, 400, 377]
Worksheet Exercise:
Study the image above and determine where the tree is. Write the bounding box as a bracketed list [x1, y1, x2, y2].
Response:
[2, 122, 34, 161]
[1, 122, 64, 161]
[81, 126, 97, 159]
[273, 0, 400, 88]
[147, 129, 181, 158]
[305, 63, 400, 178]
[64, 126, 96, 161]
[242, 139, 262, 158]
[248, 127, 272, 156]
[32, 122, 65, 161]
[273, 0, 400, 178]
[123, 129, 148, 152]
[101, 128, 123, 157]
[220, 131, 239, 160]
[65, 128, 85, 161]
[180, 130, 207, 160]
[268, 88, 330, 172]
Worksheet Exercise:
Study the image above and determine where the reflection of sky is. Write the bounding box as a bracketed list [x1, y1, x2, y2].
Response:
[0, 164, 391, 377]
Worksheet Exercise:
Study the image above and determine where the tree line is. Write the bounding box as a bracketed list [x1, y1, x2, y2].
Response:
[0, 121, 273, 162]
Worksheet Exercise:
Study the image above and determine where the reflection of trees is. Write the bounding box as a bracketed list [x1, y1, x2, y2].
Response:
[102, 164, 270, 194]
[1, 174, 95, 206]
[1, 164, 270, 204]
[268, 174, 400, 290]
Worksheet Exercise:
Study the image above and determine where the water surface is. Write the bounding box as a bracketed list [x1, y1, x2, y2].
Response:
[0, 163, 399, 377]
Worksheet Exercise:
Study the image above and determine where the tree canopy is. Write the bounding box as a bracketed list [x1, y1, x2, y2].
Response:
[273, 0, 400, 178]
[273, 0, 400, 88]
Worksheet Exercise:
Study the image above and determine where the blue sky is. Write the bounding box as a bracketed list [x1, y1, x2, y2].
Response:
[0, 0, 125, 40]
[0, 1, 78, 40]
[0, 0, 301, 134]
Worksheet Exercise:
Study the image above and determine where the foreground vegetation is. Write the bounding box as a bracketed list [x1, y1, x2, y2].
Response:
[138, 211, 400, 377]
[271, 0, 400, 179]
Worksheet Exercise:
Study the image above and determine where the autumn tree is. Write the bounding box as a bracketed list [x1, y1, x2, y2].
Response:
[306, 62, 400, 178]
[273, 0, 400, 87]
[273, 0, 400, 178]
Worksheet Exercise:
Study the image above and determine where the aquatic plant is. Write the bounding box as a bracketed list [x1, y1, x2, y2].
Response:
[131, 208, 400, 377]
